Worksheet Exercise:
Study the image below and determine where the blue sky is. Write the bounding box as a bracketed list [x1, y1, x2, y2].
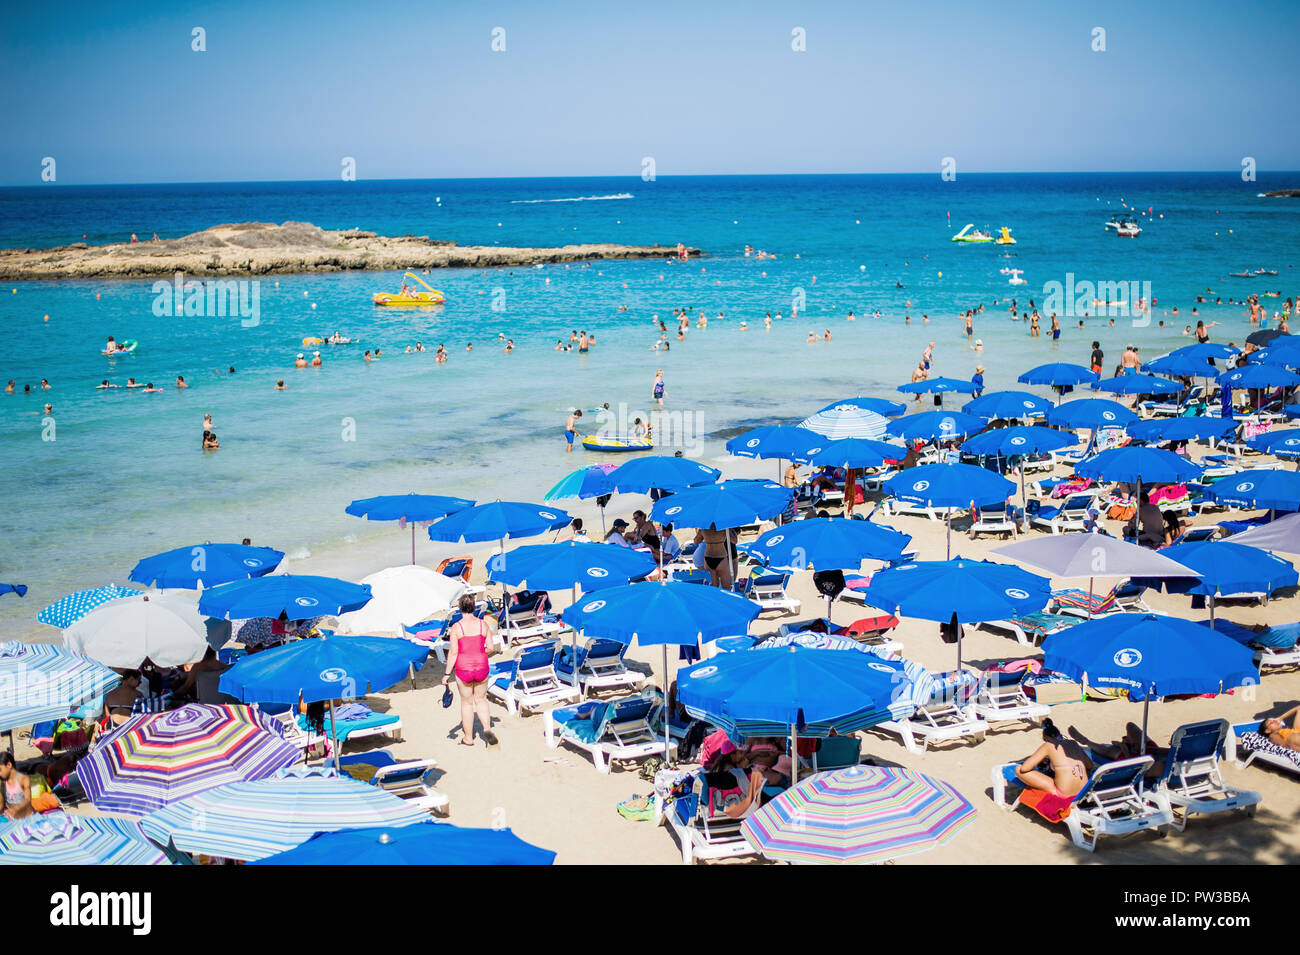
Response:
[1, 0, 1297, 184]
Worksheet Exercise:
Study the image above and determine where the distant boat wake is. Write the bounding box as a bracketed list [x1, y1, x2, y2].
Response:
[510, 193, 634, 204]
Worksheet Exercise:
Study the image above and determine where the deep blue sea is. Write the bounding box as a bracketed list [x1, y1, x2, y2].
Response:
[1, 172, 1297, 632]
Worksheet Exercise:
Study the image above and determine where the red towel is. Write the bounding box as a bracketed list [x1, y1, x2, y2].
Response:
[1020, 787, 1074, 823]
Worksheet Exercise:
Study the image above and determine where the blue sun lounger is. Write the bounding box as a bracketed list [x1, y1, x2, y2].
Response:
[554, 637, 645, 694]
[1203, 619, 1300, 670]
[1148, 719, 1261, 831]
[991, 755, 1174, 852]
[337, 749, 450, 814]
[1226, 721, 1300, 777]
[487, 640, 581, 715]
[544, 692, 673, 773]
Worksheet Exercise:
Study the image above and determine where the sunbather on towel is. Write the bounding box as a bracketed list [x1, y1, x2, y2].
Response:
[1260, 705, 1300, 750]
[1014, 719, 1092, 800]
[1067, 723, 1166, 779]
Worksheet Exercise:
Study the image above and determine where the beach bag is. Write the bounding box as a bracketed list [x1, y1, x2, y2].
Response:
[616, 794, 656, 822]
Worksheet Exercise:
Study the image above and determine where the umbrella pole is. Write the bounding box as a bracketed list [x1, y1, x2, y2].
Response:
[329, 699, 340, 771]
[411, 524, 417, 565]
[945, 511, 952, 561]
[1140, 695, 1150, 755]
[1209, 594, 1216, 631]
[662, 644, 671, 764]
[790, 726, 798, 784]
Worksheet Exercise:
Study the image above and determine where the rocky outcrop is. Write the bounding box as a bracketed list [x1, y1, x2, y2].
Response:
[0, 221, 699, 278]
[1262, 189, 1300, 197]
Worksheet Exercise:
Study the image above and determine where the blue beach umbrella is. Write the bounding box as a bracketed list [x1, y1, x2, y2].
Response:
[0, 642, 122, 733]
[816, 396, 907, 418]
[962, 390, 1054, 420]
[896, 377, 978, 396]
[140, 774, 431, 862]
[1252, 347, 1300, 368]
[749, 518, 911, 572]
[1043, 613, 1259, 747]
[858, 558, 1051, 666]
[345, 493, 476, 564]
[1046, 398, 1137, 431]
[1018, 362, 1099, 388]
[1093, 374, 1181, 396]
[0, 812, 171, 866]
[725, 425, 826, 465]
[427, 500, 571, 544]
[676, 644, 913, 746]
[544, 464, 616, 501]
[251, 820, 555, 866]
[1172, 342, 1240, 362]
[1219, 364, 1300, 390]
[1147, 541, 1298, 627]
[884, 410, 987, 444]
[606, 455, 720, 494]
[1248, 429, 1300, 460]
[1074, 446, 1204, 485]
[1142, 353, 1217, 379]
[198, 574, 373, 621]
[650, 479, 792, 530]
[0, 584, 25, 598]
[961, 425, 1077, 505]
[882, 463, 1017, 558]
[562, 580, 760, 647]
[37, 585, 141, 629]
[485, 541, 656, 592]
[1206, 469, 1300, 511]
[807, 437, 908, 469]
[799, 404, 890, 440]
[1126, 417, 1239, 444]
[130, 543, 285, 590]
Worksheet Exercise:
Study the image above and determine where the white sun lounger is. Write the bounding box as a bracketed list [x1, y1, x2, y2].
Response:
[875, 669, 988, 754]
[655, 767, 761, 865]
[1149, 719, 1260, 832]
[486, 641, 581, 715]
[971, 669, 1051, 727]
[544, 693, 673, 773]
[1225, 720, 1300, 776]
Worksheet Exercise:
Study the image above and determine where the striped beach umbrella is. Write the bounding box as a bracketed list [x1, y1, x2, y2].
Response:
[798, 404, 890, 440]
[0, 642, 121, 733]
[140, 775, 430, 861]
[741, 765, 977, 865]
[0, 812, 171, 866]
[37, 585, 141, 629]
[79, 703, 301, 816]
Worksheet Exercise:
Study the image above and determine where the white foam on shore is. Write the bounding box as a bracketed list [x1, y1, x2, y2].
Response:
[510, 193, 634, 203]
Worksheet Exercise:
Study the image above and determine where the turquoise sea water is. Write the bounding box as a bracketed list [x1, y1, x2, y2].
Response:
[0, 173, 1297, 631]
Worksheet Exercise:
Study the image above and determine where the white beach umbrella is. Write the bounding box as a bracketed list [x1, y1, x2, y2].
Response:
[798, 405, 890, 440]
[1227, 512, 1300, 555]
[63, 591, 220, 668]
[334, 565, 466, 636]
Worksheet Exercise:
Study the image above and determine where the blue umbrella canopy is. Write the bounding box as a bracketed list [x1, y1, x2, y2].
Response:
[1046, 398, 1137, 430]
[807, 437, 908, 469]
[1074, 446, 1203, 485]
[561, 580, 760, 646]
[1172, 342, 1240, 362]
[862, 558, 1050, 624]
[962, 390, 1054, 420]
[1142, 353, 1218, 378]
[799, 404, 890, 440]
[426, 501, 571, 544]
[896, 377, 978, 395]
[1251, 347, 1300, 368]
[1151, 541, 1297, 600]
[218, 634, 429, 704]
[1248, 428, 1300, 458]
[344, 493, 476, 522]
[37, 585, 142, 629]
[725, 425, 826, 462]
[884, 410, 987, 443]
[1206, 469, 1300, 511]
[198, 575, 373, 620]
[882, 463, 1016, 508]
[1093, 374, 1181, 396]
[816, 396, 907, 418]
[485, 541, 656, 591]
[650, 479, 792, 530]
[251, 820, 555, 866]
[606, 455, 720, 494]
[544, 464, 618, 501]
[1220, 364, 1300, 390]
[749, 518, 911, 571]
[0, 642, 122, 733]
[130, 543, 285, 590]
[1126, 417, 1240, 444]
[677, 644, 912, 737]
[1018, 363, 1099, 387]
[1043, 613, 1258, 701]
[961, 425, 1075, 458]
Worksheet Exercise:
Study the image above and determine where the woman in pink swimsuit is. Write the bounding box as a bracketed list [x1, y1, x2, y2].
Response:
[441, 594, 498, 746]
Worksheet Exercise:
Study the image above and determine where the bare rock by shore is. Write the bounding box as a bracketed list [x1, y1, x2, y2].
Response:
[0, 221, 699, 279]
[1262, 189, 1300, 198]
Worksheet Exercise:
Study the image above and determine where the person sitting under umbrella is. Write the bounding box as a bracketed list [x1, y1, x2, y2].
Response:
[1123, 490, 1165, 548]
[704, 749, 770, 817]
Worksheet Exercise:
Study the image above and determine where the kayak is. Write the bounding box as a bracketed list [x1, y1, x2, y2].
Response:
[582, 435, 653, 452]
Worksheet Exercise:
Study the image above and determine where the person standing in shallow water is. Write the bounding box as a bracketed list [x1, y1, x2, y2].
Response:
[652, 369, 665, 406]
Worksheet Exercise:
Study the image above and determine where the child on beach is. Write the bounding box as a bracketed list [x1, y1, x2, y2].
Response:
[564, 409, 582, 453]
[652, 370, 665, 406]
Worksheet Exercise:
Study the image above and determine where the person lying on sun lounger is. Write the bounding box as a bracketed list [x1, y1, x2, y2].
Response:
[705, 751, 770, 817]
[1014, 719, 1093, 799]
[1260, 705, 1300, 750]
[1068, 723, 1167, 779]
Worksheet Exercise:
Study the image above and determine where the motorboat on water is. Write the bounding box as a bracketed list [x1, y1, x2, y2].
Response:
[373, 272, 446, 307]
[1106, 214, 1141, 234]
[1115, 221, 1142, 237]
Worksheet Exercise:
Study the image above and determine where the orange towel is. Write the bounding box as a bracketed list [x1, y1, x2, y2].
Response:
[1019, 787, 1074, 823]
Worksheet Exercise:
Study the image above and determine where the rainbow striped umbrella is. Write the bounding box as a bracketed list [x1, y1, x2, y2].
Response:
[0, 812, 171, 865]
[141, 774, 430, 861]
[79, 703, 301, 816]
[741, 765, 977, 865]
[0, 641, 121, 733]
